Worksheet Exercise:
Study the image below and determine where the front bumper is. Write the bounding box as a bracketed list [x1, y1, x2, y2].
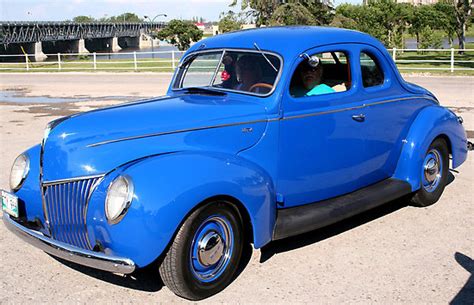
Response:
[3, 213, 136, 274]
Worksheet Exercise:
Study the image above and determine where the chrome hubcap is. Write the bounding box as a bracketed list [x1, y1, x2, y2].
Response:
[197, 231, 224, 266]
[422, 149, 443, 192]
[190, 215, 234, 282]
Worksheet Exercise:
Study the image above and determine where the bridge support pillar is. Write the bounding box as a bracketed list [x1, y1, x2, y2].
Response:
[0, 42, 46, 62]
[33, 42, 47, 61]
[78, 39, 89, 55]
[111, 37, 121, 52]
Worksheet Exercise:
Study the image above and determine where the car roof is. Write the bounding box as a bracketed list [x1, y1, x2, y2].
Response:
[186, 26, 385, 59]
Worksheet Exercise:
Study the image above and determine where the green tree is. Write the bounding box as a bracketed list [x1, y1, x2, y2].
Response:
[409, 5, 443, 48]
[301, 0, 334, 25]
[445, 0, 472, 52]
[109, 13, 142, 23]
[418, 26, 444, 49]
[218, 11, 242, 33]
[335, 0, 411, 48]
[231, 0, 280, 27]
[156, 19, 203, 50]
[270, 3, 315, 25]
[434, 1, 458, 45]
[73, 15, 95, 23]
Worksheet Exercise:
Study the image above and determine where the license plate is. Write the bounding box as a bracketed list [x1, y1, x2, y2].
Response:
[1, 190, 19, 218]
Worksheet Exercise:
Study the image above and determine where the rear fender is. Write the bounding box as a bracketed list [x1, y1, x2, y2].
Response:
[87, 151, 276, 267]
[393, 105, 468, 191]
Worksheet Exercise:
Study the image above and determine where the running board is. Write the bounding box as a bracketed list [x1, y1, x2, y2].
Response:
[273, 178, 412, 240]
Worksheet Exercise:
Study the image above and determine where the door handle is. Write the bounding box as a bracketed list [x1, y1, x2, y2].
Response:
[352, 114, 366, 122]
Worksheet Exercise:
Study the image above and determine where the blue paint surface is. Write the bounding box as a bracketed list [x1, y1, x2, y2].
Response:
[13, 27, 468, 267]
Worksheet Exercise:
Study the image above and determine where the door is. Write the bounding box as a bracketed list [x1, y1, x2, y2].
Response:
[277, 46, 384, 208]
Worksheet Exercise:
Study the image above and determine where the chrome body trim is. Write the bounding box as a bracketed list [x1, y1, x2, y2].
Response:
[86, 95, 436, 148]
[3, 214, 136, 274]
[87, 119, 272, 148]
[43, 174, 105, 186]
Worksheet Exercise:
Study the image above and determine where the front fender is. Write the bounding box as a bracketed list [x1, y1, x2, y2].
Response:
[86, 151, 276, 267]
[393, 105, 468, 191]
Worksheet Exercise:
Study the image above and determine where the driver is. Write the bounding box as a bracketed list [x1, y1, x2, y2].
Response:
[235, 55, 263, 92]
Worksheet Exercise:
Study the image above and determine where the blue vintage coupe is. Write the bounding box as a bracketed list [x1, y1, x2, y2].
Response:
[2, 27, 471, 300]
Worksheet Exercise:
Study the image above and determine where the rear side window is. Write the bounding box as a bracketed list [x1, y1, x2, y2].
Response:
[360, 52, 384, 88]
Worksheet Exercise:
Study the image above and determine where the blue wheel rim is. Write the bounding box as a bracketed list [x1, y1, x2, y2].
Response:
[189, 215, 234, 282]
[421, 148, 443, 193]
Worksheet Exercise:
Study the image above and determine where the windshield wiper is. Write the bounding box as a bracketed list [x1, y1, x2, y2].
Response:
[182, 87, 227, 96]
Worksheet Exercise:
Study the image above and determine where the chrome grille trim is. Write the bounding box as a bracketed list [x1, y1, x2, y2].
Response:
[43, 177, 101, 250]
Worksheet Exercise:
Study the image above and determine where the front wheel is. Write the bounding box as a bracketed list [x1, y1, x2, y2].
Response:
[159, 201, 244, 300]
[410, 138, 449, 207]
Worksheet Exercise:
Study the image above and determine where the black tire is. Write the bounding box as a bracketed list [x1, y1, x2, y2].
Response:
[410, 138, 449, 207]
[159, 200, 244, 300]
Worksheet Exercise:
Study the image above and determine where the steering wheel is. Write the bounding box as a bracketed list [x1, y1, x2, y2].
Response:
[249, 83, 273, 93]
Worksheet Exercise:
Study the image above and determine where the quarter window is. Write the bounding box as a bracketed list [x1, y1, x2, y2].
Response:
[290, 51, 351, 98]
[360, 52, 384, 88]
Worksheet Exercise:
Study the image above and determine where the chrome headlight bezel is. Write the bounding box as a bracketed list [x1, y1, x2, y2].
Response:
[10, 153, 30, 191]
[105, 175, 134, 224]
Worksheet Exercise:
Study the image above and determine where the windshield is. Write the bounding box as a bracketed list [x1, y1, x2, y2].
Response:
[173, 50, 282, 96]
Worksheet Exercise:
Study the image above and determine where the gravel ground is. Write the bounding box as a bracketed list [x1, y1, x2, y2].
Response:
[0, 74, 472, 304]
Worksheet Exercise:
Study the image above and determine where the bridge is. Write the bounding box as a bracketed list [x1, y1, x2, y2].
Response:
[0, 22, 166, 60]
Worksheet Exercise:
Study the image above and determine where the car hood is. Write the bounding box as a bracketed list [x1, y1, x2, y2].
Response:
[42, 94, 269, 181]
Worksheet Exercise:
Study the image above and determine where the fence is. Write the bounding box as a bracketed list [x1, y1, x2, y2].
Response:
[0, 48, 473, 73]
[389, 48, 474, 73]
[0, 50, 186, 72]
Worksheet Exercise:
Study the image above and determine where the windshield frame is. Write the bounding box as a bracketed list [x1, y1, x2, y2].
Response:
[171, 48, 284, 98]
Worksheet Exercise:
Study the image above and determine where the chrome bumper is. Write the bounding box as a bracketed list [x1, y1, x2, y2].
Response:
[3, 213, 136, 274]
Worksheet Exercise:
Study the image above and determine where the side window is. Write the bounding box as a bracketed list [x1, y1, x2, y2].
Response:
[360, 52, 384, 88]
[290, 51, 351, 98]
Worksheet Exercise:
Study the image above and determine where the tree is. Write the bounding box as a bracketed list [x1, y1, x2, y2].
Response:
[434, 1, 458, 45]
[409, 4, 443, 48]
[270, 3, 315, 25]
[109, 13, 142, 23]
[73, 15, 95, 23]
[156, 20, 203, 51]
[231, 0, 334, 26]
[301, 0, 334, 25]
[218, 11, 242, 33]
[335, 0, 411, 48]
[446, 0, 472, 52]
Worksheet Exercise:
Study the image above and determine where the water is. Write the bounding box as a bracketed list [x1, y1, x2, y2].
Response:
[404, 37, 474, 49]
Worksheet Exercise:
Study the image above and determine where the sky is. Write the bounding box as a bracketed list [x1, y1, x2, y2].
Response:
[0, 0, 361, 22]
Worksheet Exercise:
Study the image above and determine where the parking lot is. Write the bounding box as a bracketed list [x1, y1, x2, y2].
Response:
[0, 73, 472, 303]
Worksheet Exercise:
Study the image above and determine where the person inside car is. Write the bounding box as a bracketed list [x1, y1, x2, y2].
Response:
[299, 58, 335, 96]
[234, 55, 263, 92]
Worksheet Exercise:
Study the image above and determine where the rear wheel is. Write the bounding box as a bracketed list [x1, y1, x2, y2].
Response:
[159, 200, 244, 300]
[410, 138, 449, 207]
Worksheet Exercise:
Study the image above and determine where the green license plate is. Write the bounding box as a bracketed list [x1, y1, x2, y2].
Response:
[1, 190, 19, 218]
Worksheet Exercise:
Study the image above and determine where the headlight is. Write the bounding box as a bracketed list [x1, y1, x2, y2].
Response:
[10, 153, 30, 191]
[105, 175, 134, 224]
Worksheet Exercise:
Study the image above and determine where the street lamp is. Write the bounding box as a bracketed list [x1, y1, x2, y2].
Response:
[144, 14, 167, 58]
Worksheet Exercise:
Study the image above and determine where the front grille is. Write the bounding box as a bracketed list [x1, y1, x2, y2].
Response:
[43, 177, 101, 250]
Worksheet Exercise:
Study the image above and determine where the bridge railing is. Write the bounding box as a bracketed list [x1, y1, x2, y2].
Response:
[0, 48, 473, 73]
